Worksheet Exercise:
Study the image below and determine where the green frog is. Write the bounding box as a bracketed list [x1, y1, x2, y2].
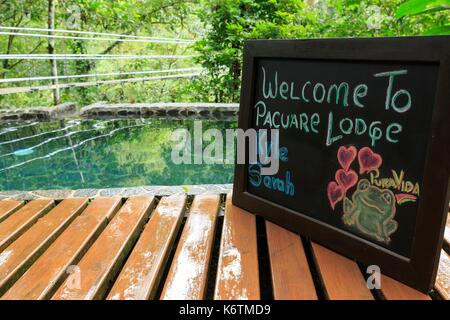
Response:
[342, 179, 398, 243]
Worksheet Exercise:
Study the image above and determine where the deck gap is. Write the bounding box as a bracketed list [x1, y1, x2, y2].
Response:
[101, 199, 158, 299]
[443, 240, 450, 256]
[183, 195, 194, 218]
[204, 213, 224, 299]
[301, 237, 328, 300]
[153, 196, 161, 207]
[218, 194, 226, 217]
[255, 216, 273, 300]
[153, 216, 187, 299]
[357, 263, 385, 300]
[428, 289, 443, 300]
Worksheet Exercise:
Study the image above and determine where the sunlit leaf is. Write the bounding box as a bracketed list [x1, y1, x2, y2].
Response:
[395, 0, 450, 18]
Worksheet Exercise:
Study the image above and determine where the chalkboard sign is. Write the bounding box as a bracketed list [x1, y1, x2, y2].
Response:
[233, 36, 450, 292]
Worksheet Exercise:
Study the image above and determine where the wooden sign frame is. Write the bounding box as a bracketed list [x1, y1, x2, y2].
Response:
[232, 36, 450, 292]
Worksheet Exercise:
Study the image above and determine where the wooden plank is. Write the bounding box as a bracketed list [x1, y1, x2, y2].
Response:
[0, 200, 24, 223]
[214, 196, 259, 300]
[1, 197, 121, 300]
[106, 195, 186, 300]
[435, 249, 450, 300]
[266, 221, 317, 300]
[52, 196, 155, 300]
[380, 275, 431, 300]
[161, 194, 220, 300]
[311, 243, 373, 300]
[0, 199, 54, 252]
[0, 198, 88, 295]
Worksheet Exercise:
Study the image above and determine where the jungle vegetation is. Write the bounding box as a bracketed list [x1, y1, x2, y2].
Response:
[0, 0, 448, 107]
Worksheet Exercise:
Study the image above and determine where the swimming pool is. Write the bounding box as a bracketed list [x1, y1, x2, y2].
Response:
[0, 118, 236, 191]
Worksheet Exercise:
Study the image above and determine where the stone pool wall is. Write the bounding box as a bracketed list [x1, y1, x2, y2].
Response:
[80, 102, 239, 119]
[0, 102, 77, 121]
[0, 102, 239, 122]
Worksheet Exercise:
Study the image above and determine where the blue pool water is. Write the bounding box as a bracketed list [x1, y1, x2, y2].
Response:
[0, 118, 236, 191]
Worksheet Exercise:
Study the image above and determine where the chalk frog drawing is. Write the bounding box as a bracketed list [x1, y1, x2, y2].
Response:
[327, 145, 402, 244]
[342, 179, 398, 243]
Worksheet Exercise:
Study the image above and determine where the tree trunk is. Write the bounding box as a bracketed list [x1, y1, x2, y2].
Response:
[48, 0, 60, 105]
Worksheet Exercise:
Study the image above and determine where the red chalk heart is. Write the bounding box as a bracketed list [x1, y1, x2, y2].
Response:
[358, 147, 382, 174]
[327, 181, 344, 210]
[335, 169, 358, 192]
[337, 146, 357, 171]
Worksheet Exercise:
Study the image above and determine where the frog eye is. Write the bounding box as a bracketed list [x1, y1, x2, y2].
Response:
[382, 192, 392, 204]
[359, 179, 370, 190]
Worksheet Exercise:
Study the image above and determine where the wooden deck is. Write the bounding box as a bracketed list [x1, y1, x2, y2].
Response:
[0, 195, 448, 300]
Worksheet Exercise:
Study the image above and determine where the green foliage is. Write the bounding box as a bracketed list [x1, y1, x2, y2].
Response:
[396, 0, 449, 34]
[190, 0, 310, 103]
[396, 0, 450, 17]
[190, 0, 449, 103]
[0, 0, 199, 109]
[0, 0, 448, 108]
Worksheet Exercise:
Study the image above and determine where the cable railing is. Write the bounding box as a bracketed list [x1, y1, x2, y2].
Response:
[0, 26, 203, 96]
[0, 54, 196, 60]
[0, 26, 196, 43]
[0, 31, 194, 44]
[0, 72, 203, 95]
[0, 67, 204, 84]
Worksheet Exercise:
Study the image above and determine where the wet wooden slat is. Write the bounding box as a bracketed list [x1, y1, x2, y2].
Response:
[0, 200, 24, 223]
[52, 196, 155, 300]
[380, 275, 430, 300]
[161, 194, 220, 300]
[435, 250, 450, 300]
[311, 243, 373, 300]
[0, 199, 54, 252]
[214, 196, 259, 300]
[0, 198, 88, 295]
[1, 197, 121, 300]
[266, 221, 317, 300]
[107, 195, 186, 300]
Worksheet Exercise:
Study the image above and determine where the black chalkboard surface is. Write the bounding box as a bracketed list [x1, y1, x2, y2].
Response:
[233, 37, 450, 292]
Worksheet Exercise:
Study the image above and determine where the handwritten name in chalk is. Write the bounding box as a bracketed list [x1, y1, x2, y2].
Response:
[249, 163, 295, 196]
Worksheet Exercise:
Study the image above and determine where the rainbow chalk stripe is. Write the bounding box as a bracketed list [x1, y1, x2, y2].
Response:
[395, 193, 417, 205]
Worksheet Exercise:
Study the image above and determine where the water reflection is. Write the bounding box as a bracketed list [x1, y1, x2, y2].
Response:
[0, 118, 236, 191]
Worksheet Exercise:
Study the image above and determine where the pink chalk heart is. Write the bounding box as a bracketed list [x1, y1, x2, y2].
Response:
[335, 169, 358, 192]
[337, 146, 357, 171]
[358, 147, 382, 174]
[327, 181, 344, 210]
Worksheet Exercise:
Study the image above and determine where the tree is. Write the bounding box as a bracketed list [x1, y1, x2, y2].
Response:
[192, 0, 309, 103]
[0, 1, 46, 79]
[48, 0, 60, 105]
